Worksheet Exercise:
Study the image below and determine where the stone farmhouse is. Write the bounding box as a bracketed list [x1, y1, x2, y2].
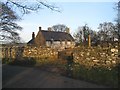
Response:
[28, 27, 75, 49]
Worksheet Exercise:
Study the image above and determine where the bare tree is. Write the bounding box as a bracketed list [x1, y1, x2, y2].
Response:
[51, 24, 68, 32]
[82, 24, 90, 42]
[73, 27, 83, 44]
[97, 22, 117, 42]
[113, 1, 120, 42]
[0, 0, 60, 42]
[116, 1, 120, 42]
[3, 0, 60, 15]
[0, 2, 22, 43]
[73, 24, 97, 45]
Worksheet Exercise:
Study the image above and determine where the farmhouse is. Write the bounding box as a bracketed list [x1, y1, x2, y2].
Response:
[28, 27, 75, 49]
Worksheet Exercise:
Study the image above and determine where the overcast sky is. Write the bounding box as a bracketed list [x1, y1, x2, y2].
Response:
[16, 1, 117, 42]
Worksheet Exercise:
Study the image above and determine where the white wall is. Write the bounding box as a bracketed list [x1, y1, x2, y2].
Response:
[46, 41, 75, 49]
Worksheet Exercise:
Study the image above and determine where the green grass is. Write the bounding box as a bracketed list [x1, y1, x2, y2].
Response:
[72, 64, 118, 88]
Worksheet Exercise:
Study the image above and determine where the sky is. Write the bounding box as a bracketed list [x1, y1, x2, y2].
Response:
[16, 1, 118, 42]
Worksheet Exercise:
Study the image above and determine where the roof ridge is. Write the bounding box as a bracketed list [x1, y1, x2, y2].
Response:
[41, 30, 70, 34]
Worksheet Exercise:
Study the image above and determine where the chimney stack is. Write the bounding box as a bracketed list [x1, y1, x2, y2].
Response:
[48, 27, 52, 31]
[66, 28, 70, 33]
[32, 32, 35, 39]
[39, 27, 41, 31]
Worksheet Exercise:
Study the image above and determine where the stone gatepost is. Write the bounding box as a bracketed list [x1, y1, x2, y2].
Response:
[88, 34, 91, 47]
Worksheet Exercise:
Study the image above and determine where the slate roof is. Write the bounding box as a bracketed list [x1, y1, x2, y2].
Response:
[41, 30, 74, 41]
[27, 38, 35, 44]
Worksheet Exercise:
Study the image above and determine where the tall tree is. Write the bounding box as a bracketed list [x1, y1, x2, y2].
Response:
[0, 2, 22, 43]
[73, 24, 97, 45]
[0, 0, 60, 42]
[73, 27, 84, 44]
[97, 22, 117, 42]
[113, 1, 120, 42]
[51, 24, 69, 32]
[2, 0, 60, 15]
[82, 24, 89, 42]
[117, 1, 120, 42]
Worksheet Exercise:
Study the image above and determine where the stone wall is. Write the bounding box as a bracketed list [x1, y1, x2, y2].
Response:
[23, 46, 58, 59]
[2, 46, 17, 59]
[73, 45, 119, 69]
[2, 43, 119, 69]
[2, 46, 58, 60]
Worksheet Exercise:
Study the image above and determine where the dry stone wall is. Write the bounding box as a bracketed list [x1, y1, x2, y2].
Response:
[23, 46, 58, 59]
[2, 43, 119, 69]
[73, 45, 119, 69]
[2, 46, 17, 59]
[2, 46, 58, 60]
